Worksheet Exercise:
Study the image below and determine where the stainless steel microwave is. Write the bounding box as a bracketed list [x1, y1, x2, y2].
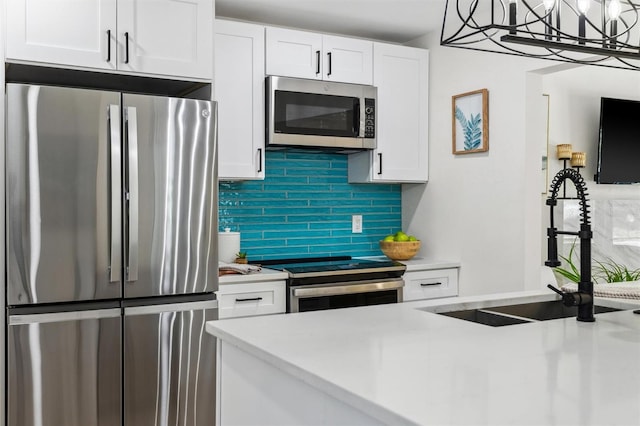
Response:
[266, 76, 377, 151]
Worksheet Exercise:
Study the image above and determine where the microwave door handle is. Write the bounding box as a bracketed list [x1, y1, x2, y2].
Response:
[125, 106, 139, 282]
[108, 105, 122, 283]
[354, 99, 361, 136]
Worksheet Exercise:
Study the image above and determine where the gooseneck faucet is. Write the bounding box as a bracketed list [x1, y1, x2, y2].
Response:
[544, 168, 595, 322]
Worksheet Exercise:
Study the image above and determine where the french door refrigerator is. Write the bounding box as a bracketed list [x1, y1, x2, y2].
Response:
[5, 83, 218, 426]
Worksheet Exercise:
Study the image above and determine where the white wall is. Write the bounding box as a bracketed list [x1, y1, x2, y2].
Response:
[543, 65, 640, 201]
[403, 31, 640, 297]
[402, 32, 552, 296]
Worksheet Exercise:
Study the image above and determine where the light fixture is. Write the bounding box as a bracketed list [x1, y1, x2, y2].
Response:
[441, 0, 640, 71]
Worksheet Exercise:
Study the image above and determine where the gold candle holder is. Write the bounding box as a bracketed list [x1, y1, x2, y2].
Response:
[571, 152, 586, 168]
[556, 144, 573, 160]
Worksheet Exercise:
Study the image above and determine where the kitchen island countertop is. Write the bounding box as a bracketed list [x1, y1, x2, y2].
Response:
[207, 291, 640, 425]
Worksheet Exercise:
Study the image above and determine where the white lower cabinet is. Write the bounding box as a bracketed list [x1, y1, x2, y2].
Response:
[403, 268, 458, 301]
[217, 280, 286, 319]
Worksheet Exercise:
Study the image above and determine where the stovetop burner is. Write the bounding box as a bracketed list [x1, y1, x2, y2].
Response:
[256, 256, 406, 280]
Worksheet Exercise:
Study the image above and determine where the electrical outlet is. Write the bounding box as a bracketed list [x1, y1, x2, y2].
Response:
[352, 215, 363, 233]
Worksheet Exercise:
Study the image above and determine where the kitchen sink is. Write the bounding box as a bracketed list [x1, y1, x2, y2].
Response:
[437, 300, 622, 327]
[487, 300, 620, 321]
[439, 309, 531, 327]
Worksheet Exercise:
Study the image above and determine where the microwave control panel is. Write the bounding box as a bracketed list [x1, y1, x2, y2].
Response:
[364, 98, 375, 139]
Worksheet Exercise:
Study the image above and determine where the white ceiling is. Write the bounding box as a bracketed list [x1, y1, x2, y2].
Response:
[215, 0, 447, 43]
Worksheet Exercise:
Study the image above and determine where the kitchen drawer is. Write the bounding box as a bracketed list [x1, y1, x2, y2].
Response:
[403, 268, 458, 301]
[217, 281, 286, 319]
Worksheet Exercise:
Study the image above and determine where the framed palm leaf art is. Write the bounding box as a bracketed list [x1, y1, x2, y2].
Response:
[452, 89, 489, 154]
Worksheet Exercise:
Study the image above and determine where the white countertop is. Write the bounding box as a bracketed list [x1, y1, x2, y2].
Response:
[207, 292, 640, 425]
[218, 267, 288, 285]
[361, 256, 461, 272]
[218, 257, 460, 285]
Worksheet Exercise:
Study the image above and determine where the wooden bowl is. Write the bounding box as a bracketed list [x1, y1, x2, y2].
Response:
[379, 240, 421, 261]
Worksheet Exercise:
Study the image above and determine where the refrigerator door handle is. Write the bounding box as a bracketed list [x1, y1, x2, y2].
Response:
[126, 106, 139, 282]
[109, 104, 122, 283]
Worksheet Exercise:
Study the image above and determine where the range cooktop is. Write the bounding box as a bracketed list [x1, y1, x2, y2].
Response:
[256, 256, 406, 278]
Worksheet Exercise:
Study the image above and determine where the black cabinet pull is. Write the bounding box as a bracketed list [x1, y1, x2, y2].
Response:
[315, 50, 321, 74]
[377, 153, 383, 175]
[106, 30, 111, 62]
[420, 282, 442, 287]
[235, 297, 263, 302]
[257, 148, 263, 173]
[124, 32, 130, 64]
[327, 52, 332, 76]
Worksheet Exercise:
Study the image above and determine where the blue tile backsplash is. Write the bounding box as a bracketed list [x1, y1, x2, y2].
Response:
[219, 151, 402, 260]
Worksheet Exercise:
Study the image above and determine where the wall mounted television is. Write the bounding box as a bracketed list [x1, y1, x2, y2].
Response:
[596, 97, 640, 184]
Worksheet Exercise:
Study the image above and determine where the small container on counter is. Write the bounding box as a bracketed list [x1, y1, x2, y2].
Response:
[218, 228, 240, 263]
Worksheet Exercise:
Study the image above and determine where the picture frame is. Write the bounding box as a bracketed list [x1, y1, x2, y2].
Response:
[452, 89, 489, 155]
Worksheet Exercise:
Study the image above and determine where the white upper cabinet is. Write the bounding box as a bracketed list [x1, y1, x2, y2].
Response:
[215, 19, 265, 180]
[117, 0, 212, 79]
[6, 0, 213, 80]
[349, 43, 429, 183]
[6, 0, 117, 70]
[322, 35, 373, 85]
[265, 27, 372, 85]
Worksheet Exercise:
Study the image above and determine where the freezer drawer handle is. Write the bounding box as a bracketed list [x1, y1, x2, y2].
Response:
[125, 106, 139, 282]
[108, 105, 122, 282]
[235, 297, 263, 303]
[420, 282, 442, 287]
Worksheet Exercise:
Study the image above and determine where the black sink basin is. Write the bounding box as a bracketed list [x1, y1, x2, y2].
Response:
[487, 300, 620, 321]
[439, 309, 532, 327]
[437, 300, 622, 326]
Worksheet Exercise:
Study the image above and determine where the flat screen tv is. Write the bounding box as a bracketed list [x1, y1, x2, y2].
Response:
[596, 97, 640, 184]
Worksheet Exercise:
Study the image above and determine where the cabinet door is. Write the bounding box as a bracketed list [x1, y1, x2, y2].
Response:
[217, 281, 286, 318]
[6, 0, 117, 70]
[369, 43, 429, 182]
[323, 35, 372, 85]
[348, 44, 429, 183]
[403, 268, 459, 301]
[266, 27, 323, 80]
[215, 20, 265, 180]
[117, 0, 213, 79]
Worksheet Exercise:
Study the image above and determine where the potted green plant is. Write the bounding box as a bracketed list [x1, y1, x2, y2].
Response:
[554, 239, 640, 284]
[234, 251, 248, 264]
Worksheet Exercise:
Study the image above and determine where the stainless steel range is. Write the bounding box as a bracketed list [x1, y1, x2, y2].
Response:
[258, 257, 406, 313]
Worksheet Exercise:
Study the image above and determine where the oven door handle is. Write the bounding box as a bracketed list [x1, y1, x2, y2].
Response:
[292, 279, 403, 298]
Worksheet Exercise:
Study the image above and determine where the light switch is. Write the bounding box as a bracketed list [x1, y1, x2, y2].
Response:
[352, 215, 363, 233]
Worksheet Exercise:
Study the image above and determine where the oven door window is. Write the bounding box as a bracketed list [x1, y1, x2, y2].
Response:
[297, 289, 398, 312]
[274, 90, 359, 137]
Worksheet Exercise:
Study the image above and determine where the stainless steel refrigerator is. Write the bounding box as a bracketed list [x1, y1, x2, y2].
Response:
[5, 83, 218, 426]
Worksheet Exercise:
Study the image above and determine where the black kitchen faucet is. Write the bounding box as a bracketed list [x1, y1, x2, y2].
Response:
[544, 168, 595, 322]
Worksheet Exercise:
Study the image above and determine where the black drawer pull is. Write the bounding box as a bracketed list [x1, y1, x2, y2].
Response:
[235, 297, 263, 302]
[420, 282, 442, 287]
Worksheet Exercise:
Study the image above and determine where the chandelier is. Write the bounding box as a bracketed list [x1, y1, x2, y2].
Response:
[440, 0, 640, 70]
